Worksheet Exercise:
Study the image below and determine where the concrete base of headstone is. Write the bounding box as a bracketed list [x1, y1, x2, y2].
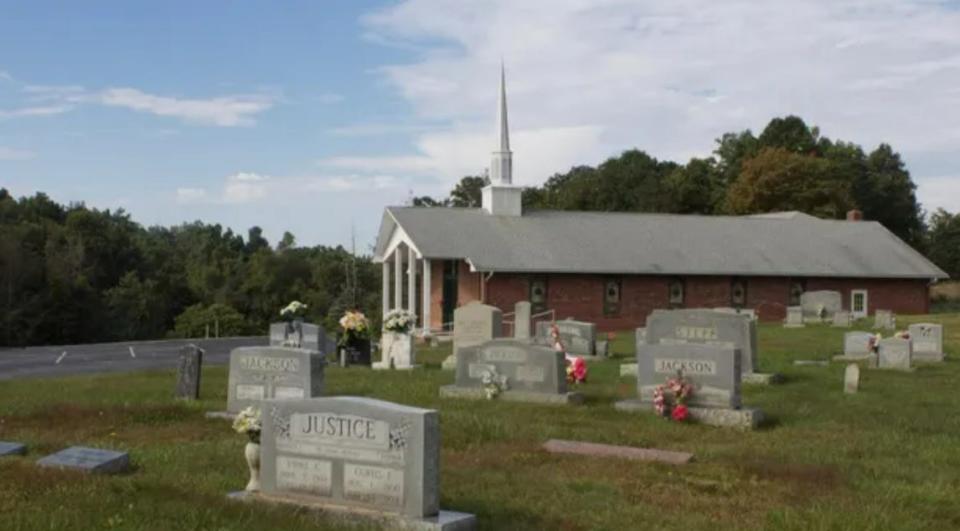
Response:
[832, 354, 872, 362]
[614, 399, 764, 430]
[372, 361, 422, 370]
[204, 411, 235, 421]
[542, 439, 693, 465]
[36, 446, 130, 474]
[0, 441, 27, 456]
[783, 323, 806, 328]
[913, 352, 945, 363]
[741, 372, 783, 385]
[619, 363, 638, 377]
[793, 360, 829, 366]
[439, 385, 584, 406]
[440, 354, 457, 371]
[228, 491, 476, 531]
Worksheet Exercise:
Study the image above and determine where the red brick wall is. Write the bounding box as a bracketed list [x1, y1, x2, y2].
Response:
[478, 273, 930, 332]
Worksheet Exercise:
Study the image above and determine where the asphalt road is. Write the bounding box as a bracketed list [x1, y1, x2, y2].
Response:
[0, 336, 268, 381]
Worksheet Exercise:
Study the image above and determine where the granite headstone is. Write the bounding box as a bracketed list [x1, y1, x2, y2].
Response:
[534, 319, 598, 358]
[514, 301, 531, 339]
[175, 344, 203, 400]
[800, 290, 842, 321]
[443, 302, 502, 370]
[844, 363, 860, 394]
[227, 346, 325, 413]
[908, 323, 944, 362]
[645, 309, 758, 376]
[37, 446, 130, 474]
[784, 306, 805, 328]
[877, 338, 912, 370]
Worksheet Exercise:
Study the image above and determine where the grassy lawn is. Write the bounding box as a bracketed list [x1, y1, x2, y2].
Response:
[1, 314, 959, 530]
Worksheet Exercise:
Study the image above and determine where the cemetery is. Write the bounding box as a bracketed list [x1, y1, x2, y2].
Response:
[0, 310, 958, 529]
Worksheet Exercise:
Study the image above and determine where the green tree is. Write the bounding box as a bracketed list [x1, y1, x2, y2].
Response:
[449, 175, 489, 207]
[853, 144, 925, 248]
[724, 147, 855, 218]
[927, 209, 960, 278]
[665, 158, 722, 214]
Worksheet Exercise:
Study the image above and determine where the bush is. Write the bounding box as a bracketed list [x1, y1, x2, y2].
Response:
[172, 303, 253, 338]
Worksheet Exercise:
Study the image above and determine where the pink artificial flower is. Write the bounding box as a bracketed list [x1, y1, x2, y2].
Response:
[565, 355, 587, 384]
[671, 404, 689, 422]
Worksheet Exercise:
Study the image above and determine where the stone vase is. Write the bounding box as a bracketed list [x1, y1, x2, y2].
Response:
[244, 440, 261, 492]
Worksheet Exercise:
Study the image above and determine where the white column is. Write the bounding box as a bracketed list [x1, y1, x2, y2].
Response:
[394, 246, 403, 311]
[382, 260, 390, 318]
[407, 246, 417, 315]
[422, 259, 432, 334]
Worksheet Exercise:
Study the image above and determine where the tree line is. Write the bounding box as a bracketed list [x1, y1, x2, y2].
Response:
[416, 115, 959, 274]
[3, 115, 958, 347]
[0, 190, 381, 347]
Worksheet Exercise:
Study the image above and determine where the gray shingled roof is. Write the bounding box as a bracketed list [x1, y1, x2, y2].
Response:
[377, 207, 947, 279]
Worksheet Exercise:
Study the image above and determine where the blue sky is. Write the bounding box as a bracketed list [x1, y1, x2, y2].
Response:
[3, 1, 960, 250]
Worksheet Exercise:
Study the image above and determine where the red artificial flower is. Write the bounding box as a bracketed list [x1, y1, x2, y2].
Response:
[671, 404, 689, 422]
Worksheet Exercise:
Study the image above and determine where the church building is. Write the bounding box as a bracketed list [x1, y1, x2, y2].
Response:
[373, 68, 947, 333]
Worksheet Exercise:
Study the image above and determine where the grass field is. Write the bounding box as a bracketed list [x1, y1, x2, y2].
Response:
[1, 314, 959, 531]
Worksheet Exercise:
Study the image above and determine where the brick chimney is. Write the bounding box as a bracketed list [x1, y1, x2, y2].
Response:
[846, 209, 863, 221]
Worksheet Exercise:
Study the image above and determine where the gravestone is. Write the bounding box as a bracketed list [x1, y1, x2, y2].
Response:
[534, 319, 598, 359]
[269, 323, 289, 346]
[831, 311, 853, 328]
[442, 302, 502, 370]
[877, 338, 912, 370]
[713, 307, 757, 320]
[245, 396, 475, 530]
[644, 309, 776, 384]
[835, 331, 876, 361]
[374, 332, 417, 370]
[874, 310, 895, 330]
[909, 323, 944, 362]
[844, 364, 860, 394]
[784, 306, 805, 328]
[440, 339, 583, 405]
[800, 290, 842, 322]
[514, 301, 531, 339]
[226, 346, 325, 413]
[0, 441, 26, 456]
[37, 446, 130, 474]
[615, 343, 764, 429]
[175, 344, 203, 400]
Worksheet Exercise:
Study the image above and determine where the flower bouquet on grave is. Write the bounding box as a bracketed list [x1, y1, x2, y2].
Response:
[816, 304, 826, 320]
[894, 330, 911, 340]
[480, 368, 509, 400]
[653, 371, 694, 423]
[383, 309, 417, 335]
[338, 310, 372, 365]
[550, 323, 565, 353]
[867, 333, 882, 354]
[566, 355, 587, 384]
[232, 406, 262, 443]
[280, 300, 308, 322]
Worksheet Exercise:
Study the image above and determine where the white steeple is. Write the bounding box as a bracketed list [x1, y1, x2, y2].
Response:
[489, 62, 513, 185]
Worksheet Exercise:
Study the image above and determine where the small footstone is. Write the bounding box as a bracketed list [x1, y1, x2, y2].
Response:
[741, 372, 782, 385]
[619, 363, 638, 377]
[36, 446, 130, 474]
[794, 360, 829, 366]
[844, 363, 860, 394]
[0, 441, 27, 456]
[542, 439, 693, 465]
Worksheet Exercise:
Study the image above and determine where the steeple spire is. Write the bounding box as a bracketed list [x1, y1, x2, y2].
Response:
[489, 62, 513, 185]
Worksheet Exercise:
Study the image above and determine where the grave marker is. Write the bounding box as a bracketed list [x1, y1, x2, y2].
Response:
[832, 311, 853, 328]
[874, 310, 896, 330]
[440, 339, 583, 405]
[784, 306, 805, 328]
[0, 441, 26, 457]
[615, 342, 763, 429]
[844, 364, 860, 394]
[835, 331, 876, 361]
[800, 290, 842, 322]
[877, 338, 912, 370]
[908, 323, 944, 362]
[37, 446, 130, 474]
[175, 344, 203, 400]
[227, 346, 325, 413]
[442, 302, 502, 370]
[534, 319, 598, 359]
[514, 301, 531, 339]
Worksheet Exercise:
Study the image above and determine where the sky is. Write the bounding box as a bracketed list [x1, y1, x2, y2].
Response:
[2, 1, 960, 251]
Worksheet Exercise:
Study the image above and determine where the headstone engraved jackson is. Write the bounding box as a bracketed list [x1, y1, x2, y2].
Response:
[908, 323, 944, 362]
[615, 343, 764, 430]
[440, 339, 584, 405]
[442, 302, 502, 370]
[175, 344, 203, 400]
[534, 319, 599, 359]
[237, 397, 475, 530]
[226, 346, 325, 413]
[644, 309, 777, 384]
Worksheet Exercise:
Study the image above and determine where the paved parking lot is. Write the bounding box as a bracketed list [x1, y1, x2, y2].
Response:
[0, 336, 267, 381]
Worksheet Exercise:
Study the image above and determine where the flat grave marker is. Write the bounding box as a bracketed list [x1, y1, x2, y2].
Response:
[0, 441, 26, 457]
[36, 446, 130, 474]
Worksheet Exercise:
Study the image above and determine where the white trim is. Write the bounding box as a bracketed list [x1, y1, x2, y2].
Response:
[851, 289, 868, 319]
[422, 258, 432, 335]
[394, 248, 403, 311]
[382, 261, 390, 318]
[407, 246, 417, 315]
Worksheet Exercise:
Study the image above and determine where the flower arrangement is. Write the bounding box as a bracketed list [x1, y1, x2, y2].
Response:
[550, 323, 565, 353]
[280, 300, 308, 320]
[652, 372, 694, 422]
[566, 355, 587, 384]
[894, 330, 911, 340]
[232, 406, 262, 443]
[867, 333, 882, 353]
[816, 304, 826, 319]
[338, 310, 370, 346]
[480, 368, 509, 399]
[383, 309, 417, 334]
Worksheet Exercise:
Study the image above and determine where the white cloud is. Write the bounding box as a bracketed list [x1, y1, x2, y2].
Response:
[176, 187, 207, 203]
[0, 147, 36, 160]
[223, 172, 270, 203]
[916, 176, 960, 215]
[349, 0, 960, 197]
[0, 105, 73, 119]
[95, 88, 274, 126]
[0, 70, 12, 82]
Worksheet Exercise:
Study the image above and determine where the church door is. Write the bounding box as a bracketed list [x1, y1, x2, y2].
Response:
[442, 260, 459, 330]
